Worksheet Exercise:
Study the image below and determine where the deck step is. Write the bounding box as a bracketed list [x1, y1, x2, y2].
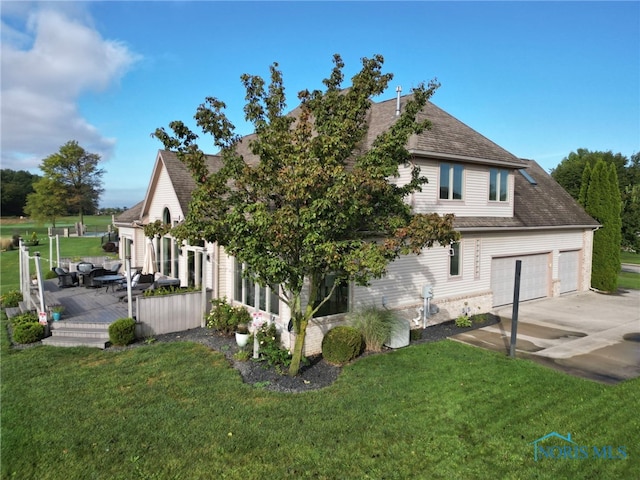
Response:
[5, 307, 21, 319]
[44, 320, 111, 349]
[42, 336, 109, 349]
[47, 326, 110, 340]
[51, 321, 112, 331]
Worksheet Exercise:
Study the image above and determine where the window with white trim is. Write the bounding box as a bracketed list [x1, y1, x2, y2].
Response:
[233, 260, 279, 315]
[449, 242, 461, 277]
[439, 163, 464, 200]
[489, 168, 509, 202]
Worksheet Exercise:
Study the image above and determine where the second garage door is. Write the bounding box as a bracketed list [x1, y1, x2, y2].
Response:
[492, 254, 550, 307]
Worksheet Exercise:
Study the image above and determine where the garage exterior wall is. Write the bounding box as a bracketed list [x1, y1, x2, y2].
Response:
[354, 228, 594, 320]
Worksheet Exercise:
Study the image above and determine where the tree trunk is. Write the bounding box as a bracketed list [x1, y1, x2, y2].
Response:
[288, 313, 309, 376]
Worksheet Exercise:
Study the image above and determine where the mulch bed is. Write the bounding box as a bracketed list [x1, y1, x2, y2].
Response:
[126, 314, 499, 393]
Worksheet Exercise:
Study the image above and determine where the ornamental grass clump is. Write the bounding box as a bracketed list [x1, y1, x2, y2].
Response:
[108, 317, 136, 346]
[347, 306, 398, 352]
[321, 326, 363, 365]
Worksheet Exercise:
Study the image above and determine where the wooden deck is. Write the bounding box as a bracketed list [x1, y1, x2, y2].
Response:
[38, 279, 132, 324]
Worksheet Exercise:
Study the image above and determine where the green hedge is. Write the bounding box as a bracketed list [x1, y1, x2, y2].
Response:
[12, 322, 45, 344]
[322, 326, 363, 365]
[108, 317, 136, 346]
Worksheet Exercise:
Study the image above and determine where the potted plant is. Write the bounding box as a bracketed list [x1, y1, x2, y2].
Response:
[50, 305, 65, 321]
[233, 306, 252, 347]
[235, 322, 250, 347]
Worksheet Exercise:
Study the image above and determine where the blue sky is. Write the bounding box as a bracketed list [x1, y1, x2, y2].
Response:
[2, 1, 638, 208]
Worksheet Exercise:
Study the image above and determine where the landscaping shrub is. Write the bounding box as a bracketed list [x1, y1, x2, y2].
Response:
[12, 322, 45, 344]
[347, 306, 397, 352]
[0, 237, 14, 251]
[255, 323, 292, 370]
[108, 317, 136, 346]
[10, 312, 39, 327]
[322, 326, 363, 365]
[44, 269, 58, 280]
[1, 290, 23, 308]
[206, 297, 240, 335]
[207, 297, 251, 335]
[455, 315, 472, 328]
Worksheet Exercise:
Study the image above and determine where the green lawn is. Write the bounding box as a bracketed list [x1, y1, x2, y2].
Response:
[0, 216, 116, 295]
[1, 317, 638, 479]
[0, 215, 114, 239]
[621, 250, 640, 265]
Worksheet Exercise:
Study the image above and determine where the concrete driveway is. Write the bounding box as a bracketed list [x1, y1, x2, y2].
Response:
[451, 289, 640, 384]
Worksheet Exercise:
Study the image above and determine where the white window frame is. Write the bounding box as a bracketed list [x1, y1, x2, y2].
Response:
[439, 163, 464, 200]
[233, 260, 280, 316]
[489, 168, 509, 202]
[449, 241, 462, 278]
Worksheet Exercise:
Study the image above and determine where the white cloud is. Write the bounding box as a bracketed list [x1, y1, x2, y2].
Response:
[1, 7, 140, 170]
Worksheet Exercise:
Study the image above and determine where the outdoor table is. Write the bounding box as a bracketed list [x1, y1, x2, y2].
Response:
[93, 274, 125, 293]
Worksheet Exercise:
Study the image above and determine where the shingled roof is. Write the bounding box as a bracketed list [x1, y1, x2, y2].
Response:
[117, 93, 595, 233]
[454, 160, 599, 231]
[115, 150, 222, 224]
[365, 95, 527, 168]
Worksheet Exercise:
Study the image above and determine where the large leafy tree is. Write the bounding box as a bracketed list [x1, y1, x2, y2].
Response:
[552, 148, 639, 251]
[582, 160, 622, 291]
[0, 169, 40, 217]
[154, 54, 459, 375]
[24, 177, 67, 226]
[40, 141, 105, 224]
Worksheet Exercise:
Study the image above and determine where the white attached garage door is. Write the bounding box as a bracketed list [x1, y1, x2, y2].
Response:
[559, 250, 580, 294]
[491, 254, 550, 307]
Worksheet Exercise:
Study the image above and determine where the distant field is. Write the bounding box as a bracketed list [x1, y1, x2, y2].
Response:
[0, 216, 117, 295]
[0, 215, 114, 239]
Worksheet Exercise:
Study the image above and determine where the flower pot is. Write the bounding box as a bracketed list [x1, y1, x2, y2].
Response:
[52, 312, 61, 321]
[235, 332, 250, 348]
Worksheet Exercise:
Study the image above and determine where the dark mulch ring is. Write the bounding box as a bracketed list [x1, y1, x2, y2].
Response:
[139, 314, 499, 394]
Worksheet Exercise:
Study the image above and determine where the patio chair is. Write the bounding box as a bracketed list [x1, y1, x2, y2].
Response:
[52, 267, 79, 288]
[113, 272, 155, 302]
[107, 263, 122, 274]
[81, 267, 110, 288]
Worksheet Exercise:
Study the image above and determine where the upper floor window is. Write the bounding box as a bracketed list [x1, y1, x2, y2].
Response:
[163, 207, 171, 225]
[489, 169, 509, 202]
[439, 163, 464, 200]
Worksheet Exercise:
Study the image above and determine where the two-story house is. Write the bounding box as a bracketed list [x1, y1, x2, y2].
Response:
[115, 93, 598, 355]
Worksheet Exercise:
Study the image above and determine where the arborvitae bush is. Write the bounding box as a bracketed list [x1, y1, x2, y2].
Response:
[13, 322, 45, 344]
[322, 326, 363, 365]
[108, 317, 136, 346]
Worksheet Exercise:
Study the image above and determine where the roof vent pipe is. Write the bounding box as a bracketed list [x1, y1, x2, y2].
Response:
[395, 86, 402, 116]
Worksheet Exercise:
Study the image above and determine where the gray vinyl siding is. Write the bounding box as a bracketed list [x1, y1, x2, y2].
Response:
[353, 229, 588, 311]
[396, 161, 513, 218]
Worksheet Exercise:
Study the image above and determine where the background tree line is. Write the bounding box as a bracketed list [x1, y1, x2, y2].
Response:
[551, 149, 639, 253]
[0, 141, 118, 223]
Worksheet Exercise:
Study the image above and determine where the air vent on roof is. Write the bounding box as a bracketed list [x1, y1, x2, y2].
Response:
[395, 86, 402, 116]
[519, 169, 537, 185]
